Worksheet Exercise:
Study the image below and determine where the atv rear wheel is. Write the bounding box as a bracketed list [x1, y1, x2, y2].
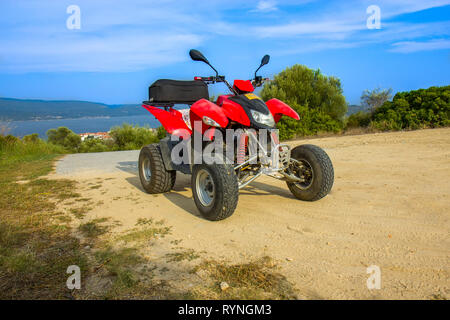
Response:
[192, 163, 239, 221]
[139, 144, 176, 194]
[286, 144, 334, 201]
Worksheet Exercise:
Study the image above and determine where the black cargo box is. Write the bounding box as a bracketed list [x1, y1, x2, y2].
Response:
[148, 79, 209, 104]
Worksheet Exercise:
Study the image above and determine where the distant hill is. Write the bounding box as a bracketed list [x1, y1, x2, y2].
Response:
[347, 104, 369, 115]
[0, 97, 148, 121]
[1, 98, 371, 121]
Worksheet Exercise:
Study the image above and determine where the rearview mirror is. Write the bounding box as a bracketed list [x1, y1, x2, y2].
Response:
[255, 54, 270, 78]
[189, 49, 209, 64]
[261, 54, 270, 67]
[189, 49, 219, 76]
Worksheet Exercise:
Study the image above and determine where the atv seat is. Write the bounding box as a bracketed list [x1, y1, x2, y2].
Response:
[147, 79, 209, 105]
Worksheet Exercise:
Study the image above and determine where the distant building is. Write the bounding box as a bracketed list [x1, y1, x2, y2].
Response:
[79, 132, 112, 141]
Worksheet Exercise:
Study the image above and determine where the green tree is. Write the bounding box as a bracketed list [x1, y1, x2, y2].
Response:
[22, 133, 40, 143]
[46, 127, 81, 152]
[80, 138, 110, 153]
[361, 87, 393, 112]
[109, 124, 159, 150]
[261, 64, 347, 140]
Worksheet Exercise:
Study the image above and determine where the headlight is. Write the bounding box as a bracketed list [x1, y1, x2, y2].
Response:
[250, 110, 275, 127]
[202, 116, 221, 127]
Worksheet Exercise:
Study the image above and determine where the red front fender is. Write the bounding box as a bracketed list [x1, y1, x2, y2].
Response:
[221, 99, 250, 126]
[266, 99, 300, 123]
[190, 99, 229, 133]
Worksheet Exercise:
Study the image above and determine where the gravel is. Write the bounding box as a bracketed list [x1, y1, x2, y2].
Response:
[56, 150, 140, 175]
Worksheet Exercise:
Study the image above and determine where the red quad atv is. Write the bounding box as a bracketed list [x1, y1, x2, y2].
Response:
[139, 49, 334, 221]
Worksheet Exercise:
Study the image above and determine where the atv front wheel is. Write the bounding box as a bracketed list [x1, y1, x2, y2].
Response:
[139, 144, 176, 194]
[192, 163, 239, 221]
[286, 144, 334, 201]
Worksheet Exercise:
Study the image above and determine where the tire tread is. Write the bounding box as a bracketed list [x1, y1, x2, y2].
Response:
[139, 144, 176, 194]
[287, 144, 334, 201]
[192, 163, 239, 221]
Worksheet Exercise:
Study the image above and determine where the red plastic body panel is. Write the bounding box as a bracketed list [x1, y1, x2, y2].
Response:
[265, 98, 300, 123]
[189, 99, 229, 134]
[220, 98, 251, 126]
[216, 94, 232, 106]
[233, 80, 254, 93]
[142, 104, 192, 136]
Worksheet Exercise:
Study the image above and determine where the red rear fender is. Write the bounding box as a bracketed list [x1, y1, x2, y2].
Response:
[142, 105, 192, 136]
[265, 99, 300, 123]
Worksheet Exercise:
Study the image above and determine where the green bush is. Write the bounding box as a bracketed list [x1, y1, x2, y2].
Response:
[46, 127, 81, 152]
[22, 133, 40, 143]
[0, 133, 65, 165]
[109, 124, 160, 150]
[371, 86, 450, 130]
[346, 111, 372, 128]
[1, 123, 165, 164]
[43, 124, 162, 153]
[79, 138, 111, 153]
[156, 126, 167, 140]
[261, 64, 347, 140]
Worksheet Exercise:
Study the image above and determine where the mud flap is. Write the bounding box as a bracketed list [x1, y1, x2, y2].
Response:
[159, 137, 191, 174]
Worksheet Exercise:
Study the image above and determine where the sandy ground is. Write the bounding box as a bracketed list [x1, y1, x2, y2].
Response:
[53, 128, 450, 299]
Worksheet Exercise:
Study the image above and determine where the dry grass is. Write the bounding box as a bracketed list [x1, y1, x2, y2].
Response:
[165, 248, 200, 262]
[69, 205, 92, 219]
[78, 218, 111, 238]
[0, 156, 88, 299]
[190, 256, 297, 300]
[0, 155, 297, 300]
[116, 218, 171, 244]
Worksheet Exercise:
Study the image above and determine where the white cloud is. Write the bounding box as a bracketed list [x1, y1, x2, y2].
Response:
[364, 21, 450, 43]
[0, 32, 203, 72]
[255, 20, 365, 38]
[252, 0, 278, 12]
[0, 0, 449, 73]
[373, 0, 450, 18]
[0, 0, 208, 72]
[390, 39, 450, 53]
[253, 0, 450, 39]
[250, 0, 450, 56]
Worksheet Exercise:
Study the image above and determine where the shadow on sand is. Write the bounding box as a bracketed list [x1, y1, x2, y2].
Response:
[117, 161, 200, 218]
[117, 161, 295, 217]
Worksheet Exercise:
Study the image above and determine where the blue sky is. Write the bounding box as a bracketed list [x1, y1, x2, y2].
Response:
[0, 0, 449, 105]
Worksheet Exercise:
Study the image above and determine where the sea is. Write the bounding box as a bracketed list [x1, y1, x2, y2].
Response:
[7, 115, 160, 138]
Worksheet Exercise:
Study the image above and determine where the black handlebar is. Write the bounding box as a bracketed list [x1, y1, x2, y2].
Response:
[194, 75, 270, 94]
[252, 77, 270, 88]
[194, 75, 236, 94]
[194, 76, 225, 83]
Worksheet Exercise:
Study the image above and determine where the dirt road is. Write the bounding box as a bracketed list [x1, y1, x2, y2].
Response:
[54, 128, 450, 299]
